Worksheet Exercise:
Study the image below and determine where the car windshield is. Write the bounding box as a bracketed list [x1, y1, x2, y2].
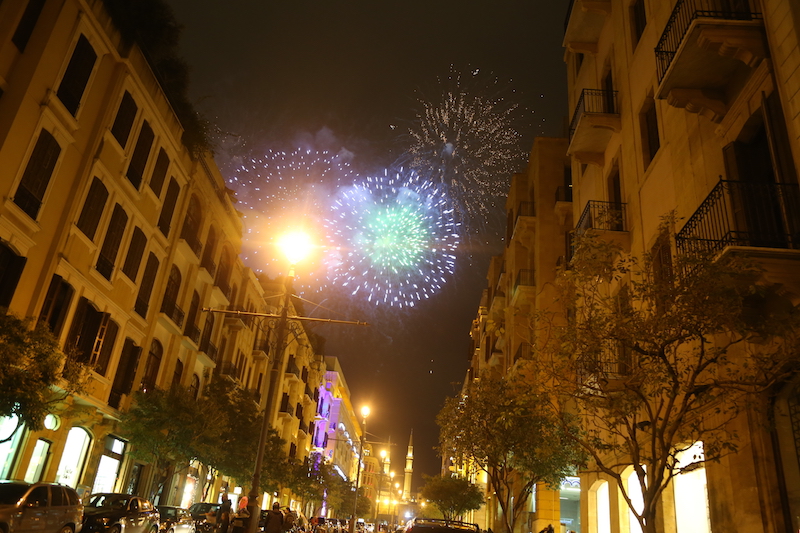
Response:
[0, 484, 29, 505]
[89, 494, 130, 509]
[159, 508, 178, 519]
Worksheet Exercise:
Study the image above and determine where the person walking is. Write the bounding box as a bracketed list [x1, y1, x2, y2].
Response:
[217, 499, 233, 533]
[263, 502, 285, 533]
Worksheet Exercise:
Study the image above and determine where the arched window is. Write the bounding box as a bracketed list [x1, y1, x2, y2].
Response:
[591, 480, 610, 533]
[189, 374, 200, 399]
[141, 340, 162, 392]
[673, 442, 710, 533]
[172, 359, 183, 388]
[215, 247, 232, 298]
[55, 427, 91, 488]
[623, 467, 644, 533]
[185, 291, 201, 343]
[201, 226, 217, 275]
[180, 195, 203, 256]
[161, 265, 183, 326]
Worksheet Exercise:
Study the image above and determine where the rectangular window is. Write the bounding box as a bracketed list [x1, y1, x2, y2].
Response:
[13, 129, 61, 220]
[157, 178, 180, 236]
[631, 0, 647, 46]
[94, 319, 119, 376]
[122, 227, 147, 281]
[135, 253, 160, 317]
[148, 148, 169, 197]
[0, 242, 27, 309]
[126, 121, 154, 189]
[96, 204, 128, 280]
[109, 338, 142, 409]
[12, 0, 46, 52]
[642, 100, 660, 166]
[56, 35, 97, 116]
[66, 297, 108, 365]
[76, 177, 108, 240]
[39, 274, 75, 337]
[110, 91, 138, 148]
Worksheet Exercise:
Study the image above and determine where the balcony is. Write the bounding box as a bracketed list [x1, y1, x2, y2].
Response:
[285, 359, 301, 381]
[676, 179, 800, 256]
[514, 343, 533, 362]
[655, 0, 766, 122]
[279, 396, 294, 418]
[184, 323, 201, 345]
[577, 200, 628, 233]
[200, 256, 217, 278]
[507, 201, 535, 243]
[563, 0, 611, 53]
[199, 339, 218, 363]
[567, 89, 621, 166]
[160, 299, 185, 328]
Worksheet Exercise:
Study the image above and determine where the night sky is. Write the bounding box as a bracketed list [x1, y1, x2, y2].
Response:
[165, 0, 571, 488]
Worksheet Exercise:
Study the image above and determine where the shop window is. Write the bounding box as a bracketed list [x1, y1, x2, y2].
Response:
[39, 274, 75, 337]
[135, 253, 160, 317]
[0, 242, 27, 309]
[23, 439, 51, 483]
[126, 121, 154, 189]
[96, 204, 128, 280]
[55, 426, 91, 488]
[56, 35, 97, 116]
[13, 129, 61, 220]
[593, 480, 610, 533]
[157, 178, 180, 236]
[92, 436, 126, 494]
[0, 416, 23, 479]
[673, 442, 710, 533]
[149, 148, 170, 197]
[111, 92, 138, 148]
[624, 467, 644, 533]
[12, 0, 46, 52]
[122, 227, 147, 281]
[76, 177, 109, 240]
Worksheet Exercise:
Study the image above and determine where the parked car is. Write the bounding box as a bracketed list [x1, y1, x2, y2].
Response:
[0, 481, 83, 533]
[156, 507, 195, 533]
[187, 503, 219, 533]
[401, 520, 479, 533]
[82, 494, 158, 533]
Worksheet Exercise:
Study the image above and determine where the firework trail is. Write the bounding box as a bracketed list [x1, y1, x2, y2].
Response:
[401, 68, 527, 234]
[228, 148, 357, 270]
[324, 169, 460, 308]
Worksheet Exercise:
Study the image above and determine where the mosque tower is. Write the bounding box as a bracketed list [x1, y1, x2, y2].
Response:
[403, 430, 413, 500]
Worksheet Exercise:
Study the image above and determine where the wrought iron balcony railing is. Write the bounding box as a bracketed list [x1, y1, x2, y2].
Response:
[514, 269, 535, 293]
[655, 0, 762, 82]
[184, 323, 201, 344]
[576, 200, 627, 232]
[160, 299, 185, 328]
[569, 89, 619, 141]
[676, 179, 800, 257]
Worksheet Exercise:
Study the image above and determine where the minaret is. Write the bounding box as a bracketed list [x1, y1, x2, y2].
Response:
[403, 430, 413, 500]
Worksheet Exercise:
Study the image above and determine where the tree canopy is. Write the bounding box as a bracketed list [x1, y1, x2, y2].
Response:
[437, 371, 584, 533]
[419, 475, 484, 521]
[0, 312, 87, 441]
[533, 226, 800, 533]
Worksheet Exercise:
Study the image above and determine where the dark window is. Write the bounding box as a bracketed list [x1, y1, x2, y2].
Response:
[148, 148, 169, 197]
[215, 250, 231, 297]
[180, 195, 202, 255]
[12, 0, 46, 52]
[25, 486, 48, 506]
[189, 374, 200, 399]
[110, 92, 138, 148]
[110, 338, 142, 408]
[13, 129, 61, 220]
[76, 177, 108, 240]
[0, 242, 27, 309]
[39, 274, 74, 336]
[126, 121, 154, 189]
[66, 297, 110, 365]
[56, 35, 97, 116]
[201, 226, 217, 274]
[160, 265, 182, 325]
[96, 204, 128, 280]
[631, 0, 647, 46]
[134, 253, 159, 317]
[642, 100, 660, 166]
[122, 227, 147, 281]
[157, 178, 180, 236]
[141, 340, 162, 392]
[172, 359, 183, 388]
[95, 319, 119, 376]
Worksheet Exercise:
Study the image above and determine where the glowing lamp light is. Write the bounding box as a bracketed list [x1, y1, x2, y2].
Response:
[277, 230, 313, 265]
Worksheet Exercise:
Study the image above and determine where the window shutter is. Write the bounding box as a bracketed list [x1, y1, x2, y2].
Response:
[126, 121, 154, 189]
[14, 130, 61, 220]
[149, 148, 170, 197]
[12, 0, 46, 52]
[111, 92, 138, 148]
[0, 244, 26, 309]
[56, 35, 97, 116]
[76, 177, 109, 240]
[122, 227, 147, 281]
[96, 204, 128, 279]
[157, 178, 180, 236]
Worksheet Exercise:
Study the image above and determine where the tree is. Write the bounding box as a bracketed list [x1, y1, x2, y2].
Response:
[534, 227, 800, 533]
[419, 475, 484, 521]
[0, 311, 88, 442]
[437, 371, 584, 533]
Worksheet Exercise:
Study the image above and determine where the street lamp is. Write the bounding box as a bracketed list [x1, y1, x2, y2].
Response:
[350, 405, 370, 533]
[247, 231, 312, 533]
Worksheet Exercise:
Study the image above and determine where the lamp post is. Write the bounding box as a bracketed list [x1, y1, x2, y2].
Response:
[350, 406, 370, 533]
[247, 231, 312, 533]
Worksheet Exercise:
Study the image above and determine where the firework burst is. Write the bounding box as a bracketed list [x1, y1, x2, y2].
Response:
[325, 169, 460, 308]
[228, 148, 357, 270]
[402, 68, 527, 233]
